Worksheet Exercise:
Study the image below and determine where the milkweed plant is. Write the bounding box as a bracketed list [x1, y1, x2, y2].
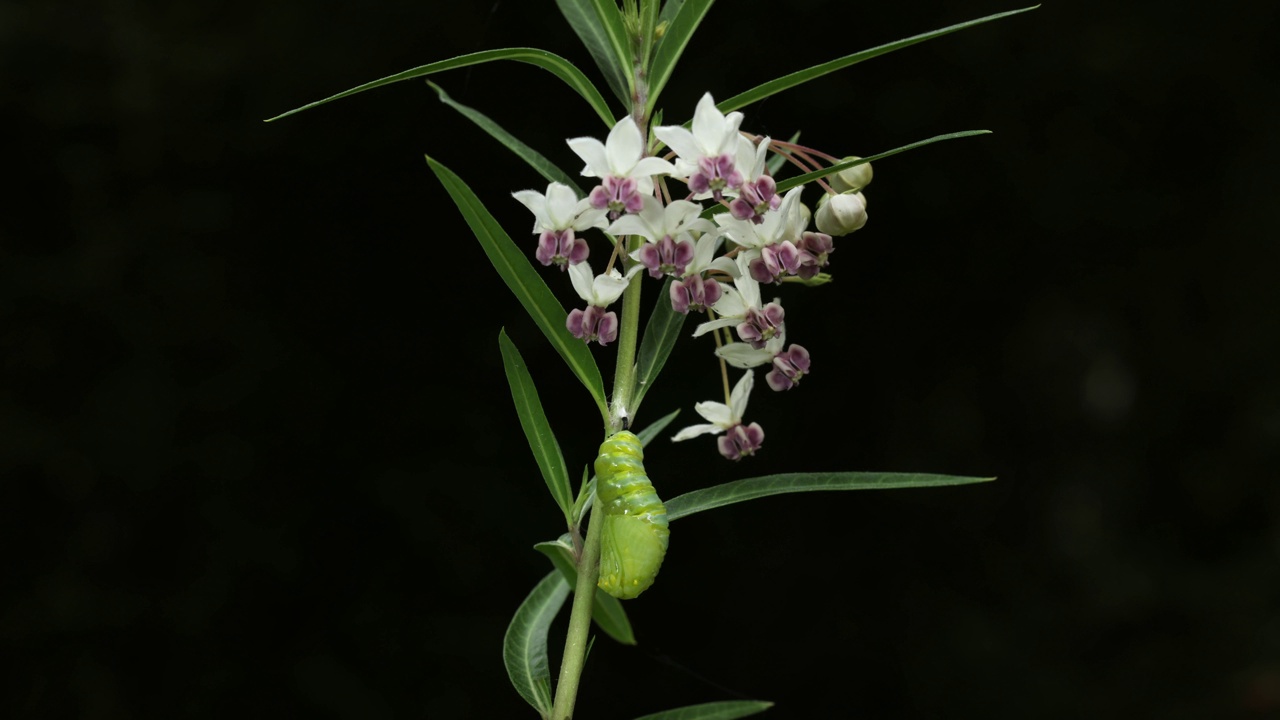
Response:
[269, 1, 1036, 717]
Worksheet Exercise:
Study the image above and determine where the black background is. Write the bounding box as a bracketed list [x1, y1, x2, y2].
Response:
[6, 0, 1279, 717]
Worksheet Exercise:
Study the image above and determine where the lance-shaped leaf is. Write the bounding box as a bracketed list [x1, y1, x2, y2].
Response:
[647, 0, 715, 115]
[632, 278, 686, 416]
[633, 700, 775, 720]
[554, 0, 633, 106]
[426, 156, 609, 420]
[774, 130, 990, 193]
[265, 47, 616, 128]
[429, 82, 582, 194]
[535, 538, 637, 646]
[635, 408, 682, 446]
[503, 570, 572, 716]
[716, 6, 1039, 115]
[499, 329, 574, 524]
[665, 472, 994, 521]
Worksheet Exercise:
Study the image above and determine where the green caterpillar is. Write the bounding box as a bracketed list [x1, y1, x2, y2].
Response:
[594, 431, 669, 599]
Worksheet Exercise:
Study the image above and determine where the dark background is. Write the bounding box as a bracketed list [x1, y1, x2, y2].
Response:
[6, 0, 1278, 717]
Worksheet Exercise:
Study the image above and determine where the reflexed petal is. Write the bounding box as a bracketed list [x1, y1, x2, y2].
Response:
[672, 423, 721, 441]
[653, 125, 701, 163]
[693, 399, 733, 426]
[568, 261, 595, 301]
[716, 343, 774, 368]
[545, 183, 580, 228]
[631, 156, 677, 178]
[729, 371, 755, 418]
[604, 117, 643, 174]
[512, 189, 549, 231]
[566, 136, 609, 178]
[692, 316, 738, 338]
[591, 270, 631, 305]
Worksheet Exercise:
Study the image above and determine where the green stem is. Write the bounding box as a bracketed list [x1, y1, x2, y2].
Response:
[549, 495, 603, 720]
[551, 44, 653, 718]
[608, 271, 644, 431]
[550, 260, 643, 720]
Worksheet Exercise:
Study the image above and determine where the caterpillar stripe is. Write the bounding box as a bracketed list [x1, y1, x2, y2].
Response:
[594, 431, 669, 599]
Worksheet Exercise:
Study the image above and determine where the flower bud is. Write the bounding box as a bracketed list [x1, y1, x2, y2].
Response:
[830, 156, 873, 193]
[815, 192, 868, 236]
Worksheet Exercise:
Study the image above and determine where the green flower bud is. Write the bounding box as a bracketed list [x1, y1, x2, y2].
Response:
[815, 191, 868, 236]
[830, 156, 873, 193]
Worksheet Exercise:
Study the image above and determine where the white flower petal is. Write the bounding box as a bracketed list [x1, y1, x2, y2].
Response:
[694, 399, 733, 427]
[631, 156, 677, 178]
[545, 183, 580, 228]
[707, 255, 739, 277]
[590, 268, 633, 306]
[607, 213, 653, 239]
[566, 136, 609, 178]
[605, 117, 643, 175]
[672, 423, 721, 441]
[512, 189, 549, 232]
[717, 343, 774, 369]
[692, 316, 738, 338]
[653, 125, 701, 164]
[729, 371, 755, 419]
[568, 261, 596, 302]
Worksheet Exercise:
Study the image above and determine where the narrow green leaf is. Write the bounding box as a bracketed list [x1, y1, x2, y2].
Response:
[499, 329, 575, 524]
[633, 700, 774, 720]
[658, 0, 686, 28]
[535, 539, 638, 646]
[647, 0, 715, 115]
[265, 47, 615, 128]
[503, 570, 572, 716]
[426, 156, 608, 420]
[774, 130, 990, 194]
[665, 472, 994, 521]
[554, 0, 634, 105]
[716, 6, 1040, 115]
[632, 278, 686, 415]
[429, 82, 582, 194]
[634, 408, 681, 446]
[638, 0, 661, 73]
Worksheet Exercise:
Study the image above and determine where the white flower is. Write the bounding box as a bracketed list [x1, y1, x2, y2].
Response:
[684, 230, 737, 278]
[512, 182, 607, 233]
[607, 196, 714, 243]
[654, 93, 745, 178]
[691, 261, 761, 338]
[567, 261, 642, 308]
[672, 371, 756, 441]
[714, 186, 807, 252]
[566, 117, 675, 195]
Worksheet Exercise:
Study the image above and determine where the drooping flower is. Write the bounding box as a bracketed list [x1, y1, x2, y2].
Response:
[728, 136, 781, 223]
[512, 182, 606, 269]
[567, 117, 675, 218]
[565, 261, 642, 346]
[671, 371, 765, 460]
[512, 182, 607, 234]
[609, 196, 714, 279]
[654, 93, 746, 200]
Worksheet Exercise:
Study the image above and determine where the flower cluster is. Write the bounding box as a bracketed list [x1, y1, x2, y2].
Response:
[513, 94, 872, 460]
